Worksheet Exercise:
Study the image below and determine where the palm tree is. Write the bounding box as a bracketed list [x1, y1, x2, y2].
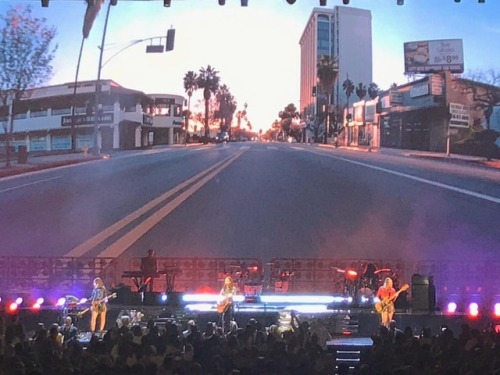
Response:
[317, 55, 339, 144]
[82, 0, 104, 39]
[197, 65, 220, 139]
[183, 71, 198, 141]
[367, 82, 380, 100]
[355, 83, 367, 101]
[342, 75, 355, 144]
[216, 84, 233, 132]
[236, 102, 248, 130]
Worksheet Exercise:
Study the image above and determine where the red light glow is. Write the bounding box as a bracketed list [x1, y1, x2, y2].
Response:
[8, 302, 18, 313]
[346, 269, 358, 281]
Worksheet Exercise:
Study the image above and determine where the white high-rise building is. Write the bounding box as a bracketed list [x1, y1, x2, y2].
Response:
[299, 6, 372, 120]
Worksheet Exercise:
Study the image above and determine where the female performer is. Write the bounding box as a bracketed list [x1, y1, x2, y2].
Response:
[90, 277, 108, 333]
[376, 277, 396, 328]
[218, 276, 237, 334]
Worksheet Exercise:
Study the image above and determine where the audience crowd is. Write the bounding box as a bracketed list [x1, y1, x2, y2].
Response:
[0, 311, 499, 375]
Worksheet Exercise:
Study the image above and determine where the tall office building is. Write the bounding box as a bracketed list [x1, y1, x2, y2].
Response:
[299, 6, 372, 120]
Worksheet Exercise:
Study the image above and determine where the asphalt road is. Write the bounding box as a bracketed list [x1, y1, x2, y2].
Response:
[1, 142, 499, 264]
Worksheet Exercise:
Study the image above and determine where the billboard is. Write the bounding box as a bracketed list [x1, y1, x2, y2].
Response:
[404, 39, 464, 74]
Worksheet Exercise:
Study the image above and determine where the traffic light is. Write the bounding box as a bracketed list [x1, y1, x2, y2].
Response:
[312, 86, 317, 97]
[166, 29, 175, 51]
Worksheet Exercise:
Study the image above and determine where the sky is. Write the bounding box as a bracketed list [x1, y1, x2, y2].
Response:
[1, 0, 499, 132]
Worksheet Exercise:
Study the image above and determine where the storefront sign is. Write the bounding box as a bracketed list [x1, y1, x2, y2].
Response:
[410, 83, 429, 98]
[390, 91, 403, 105]
[61, 113, 114, 127]
[449, 103, 470, 128]
[430, 74, 443, 96]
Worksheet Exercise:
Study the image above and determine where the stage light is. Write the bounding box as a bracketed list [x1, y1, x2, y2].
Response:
[454, 0, 460, 2]
[163, 0, 171, 7]
[397, 0, 404, 4]
[160, 293, 168, 302]
[218, 0, 225, 4]
[57, 297, 66, 306]
[478, 0, 485, 3]
[241, 0, 248, 6]
[468, 302, 479, 317]
[36, 297, 44, 305]
[32, 303, 41, 310]
[494, 303, 500, 317]
[447, 302, 458, 314]
[320, 0, 327, 5]
[15, 297, 23, 305]
[41, 0, 49, 7]
[80, 298, 87, 304]
[8, 302, 18, 313]
[343, 0, 350, 4]
[286, 0, 296, 3]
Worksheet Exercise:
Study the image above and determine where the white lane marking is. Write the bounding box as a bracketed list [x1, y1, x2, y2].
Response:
[267, 146, 278, 150]
[0, 176, 61, 194]
[66, 151, 244, 258]
[97, 151, 244, 258]
[308, 149, 500, 205]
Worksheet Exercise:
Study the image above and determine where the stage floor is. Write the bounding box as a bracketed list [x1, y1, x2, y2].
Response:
[16, 299, 499, 338]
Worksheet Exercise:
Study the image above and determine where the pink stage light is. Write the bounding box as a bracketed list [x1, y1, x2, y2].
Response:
[447, 302, 457, 314]
[468, 302, 479, 318]
[494, 303, 500, 318]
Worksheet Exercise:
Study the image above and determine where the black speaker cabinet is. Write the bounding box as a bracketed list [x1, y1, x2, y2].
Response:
[411, 274, 435, 311]
[412, 284, 430, 311]
[143, 291, 159, 305]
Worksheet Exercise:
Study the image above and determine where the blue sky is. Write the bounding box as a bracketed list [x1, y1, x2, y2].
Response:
[1, 0, 499, 131]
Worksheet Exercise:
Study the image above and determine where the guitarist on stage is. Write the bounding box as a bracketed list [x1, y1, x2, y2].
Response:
[90, 277, 109, 333]
[218, 276, 237, 334]
[376, 277, 397, 328]
[376, 277, 410, 328]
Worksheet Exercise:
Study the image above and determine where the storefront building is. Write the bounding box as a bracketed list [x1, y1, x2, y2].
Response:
[349, 72, 499, 153]
[0, 80, 184, 153]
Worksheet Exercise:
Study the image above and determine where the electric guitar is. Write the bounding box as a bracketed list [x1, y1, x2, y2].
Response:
[375, 284, 409, 313]
[78, 292, 117, 317]
[217, 297, 232, 314]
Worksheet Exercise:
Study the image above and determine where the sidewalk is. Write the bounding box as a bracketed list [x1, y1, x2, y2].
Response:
[319, 143, 500, 170]
[0, 143, 207, 179]
[0, 151, 102, 179]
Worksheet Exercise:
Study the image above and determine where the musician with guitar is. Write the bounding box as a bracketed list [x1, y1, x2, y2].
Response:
[375, 277, 409, 328]
[89, 277, 111, 333]
[218, 276, 237, 334]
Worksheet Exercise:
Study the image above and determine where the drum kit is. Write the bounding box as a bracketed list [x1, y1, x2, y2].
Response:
[331, 263, 397, 302]
[218, 262, 297, 296]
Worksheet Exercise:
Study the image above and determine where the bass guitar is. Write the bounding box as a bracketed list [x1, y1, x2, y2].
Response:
[78, 292, 117, 317]
[374, 284, 409, 313]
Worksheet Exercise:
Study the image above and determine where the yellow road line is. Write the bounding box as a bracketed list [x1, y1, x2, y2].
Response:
[65, 151, 243, 258]
[96, 151, 244, 258]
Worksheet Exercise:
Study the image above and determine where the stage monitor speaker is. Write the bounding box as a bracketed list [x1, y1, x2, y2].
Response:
[143, 291, 160, 305]
[113, 286, 140, 305]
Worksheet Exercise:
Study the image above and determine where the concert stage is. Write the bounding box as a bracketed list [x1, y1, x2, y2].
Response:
[9, 292, 500, 340]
